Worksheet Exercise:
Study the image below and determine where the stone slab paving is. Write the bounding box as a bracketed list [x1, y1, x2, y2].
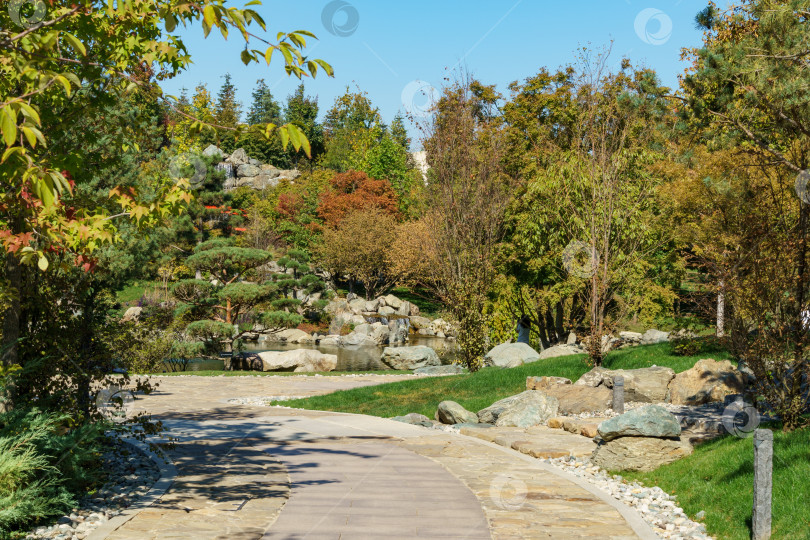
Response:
[105, 375, 655, 540]
[260, 440, 490, 539]
[459, 425, 598, 459]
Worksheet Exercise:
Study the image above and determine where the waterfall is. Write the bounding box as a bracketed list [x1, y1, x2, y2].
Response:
[216, 163, 236, 189]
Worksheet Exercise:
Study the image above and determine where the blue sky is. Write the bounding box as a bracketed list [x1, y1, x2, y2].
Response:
[160, 0, 715, 138]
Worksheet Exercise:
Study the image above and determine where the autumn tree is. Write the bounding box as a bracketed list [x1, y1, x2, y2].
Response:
[681, 0, 810, 429]
[316, 170, 399, 227]
[316, 208, 398, 299]
[409, 75, 513, 370]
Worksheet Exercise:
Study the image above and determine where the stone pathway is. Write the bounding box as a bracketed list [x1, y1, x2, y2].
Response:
[101, 375, 656, 539]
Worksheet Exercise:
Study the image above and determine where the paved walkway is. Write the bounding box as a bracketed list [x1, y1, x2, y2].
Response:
[103, 375, 654, 539]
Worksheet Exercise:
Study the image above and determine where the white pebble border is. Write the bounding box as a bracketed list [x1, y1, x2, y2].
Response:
[25, 438, 160, 540]
[541, 456, 712, 540]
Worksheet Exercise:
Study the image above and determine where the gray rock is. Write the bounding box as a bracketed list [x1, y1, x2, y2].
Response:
[409, 316, 432, 329]
[237, 163, 261, 178]
[477, 390, 559, 427]
[251, 175, 280, 190]
[574, 366, 675, 403]
[248, 158, 261, 166]
[257, 349, 337, 372]
[538, 343, 586, 360]
[378, 306, 396, 317]
[436, 401, 478, 424]
[348, 298, 367, 314]
[567, 332, 578, 345]
[619, 331, 643, 342]
[264, 328, 313, 344]
[396, 301, 411, 317]
[591, 436, 693, 471]
[226, 148, 249, 165]
[202, 144, 224, 159]
[384, 294, 404, 309]
[544, 384, 613, 415]
[414, 364, 466, 375]
[597, 405, 682, 441]
[340, 332, 377, 348]
[318, 335, 341, 347]
[381, 346, 440, 370]
[668, 358, 750, 406]
[484, 342, 541, 368]
[641, 329, 670, 345]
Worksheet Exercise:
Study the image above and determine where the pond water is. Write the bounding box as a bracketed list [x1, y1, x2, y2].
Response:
[171, 336, 456, 373]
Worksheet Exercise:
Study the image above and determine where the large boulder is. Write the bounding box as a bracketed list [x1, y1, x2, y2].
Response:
[202, 144, 224, 160]
[237, 163, 261, 178]
[381, 346, 440, 370]
[575, 366, 675, 403]
[640, 329, 670, 345]
[543, 385, 612, 415]
[348, 298, 367, 315]
[477, 391, 559, 427]
[436, 401, 478, 424]
[226, 148, 249, 165]
[668, 359, 750, 406]
[383, 294, 404, 310]
[619, 331, 643, 343]
[484, 342, 541, 368]
[597, 405, 682, 441]
[340, 332, 377, 348]
[378, 306, 396, 317]
[591, 437, 693, 472]
[409, 316, 432, 330]
[318, 335, 342, 347]
[257, 349, 337, 372]
[537, 344, 586, 360]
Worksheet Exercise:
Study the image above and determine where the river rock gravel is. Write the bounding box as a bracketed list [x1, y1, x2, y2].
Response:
[542, 455, 713, 540]
[25, 437, 161, 540]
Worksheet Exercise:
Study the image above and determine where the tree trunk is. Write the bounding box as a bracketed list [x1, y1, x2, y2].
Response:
[716, 281, 725, 338]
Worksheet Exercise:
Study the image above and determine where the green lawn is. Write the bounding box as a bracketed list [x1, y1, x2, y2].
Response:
[623, 425, 810, 540]
[276, 343, 732, 418]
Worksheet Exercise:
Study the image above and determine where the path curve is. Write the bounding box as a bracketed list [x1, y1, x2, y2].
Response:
[103, 375, 655, 539]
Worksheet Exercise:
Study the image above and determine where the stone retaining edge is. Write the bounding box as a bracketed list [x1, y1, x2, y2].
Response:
[455, 430, 660, 540]
[86, 437, 178, 540]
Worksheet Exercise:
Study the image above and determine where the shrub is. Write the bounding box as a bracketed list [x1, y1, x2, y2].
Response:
[0, 409, 104, 537]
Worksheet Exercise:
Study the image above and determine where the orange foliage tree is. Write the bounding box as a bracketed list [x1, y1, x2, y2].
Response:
[316, 170, 399, 227]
